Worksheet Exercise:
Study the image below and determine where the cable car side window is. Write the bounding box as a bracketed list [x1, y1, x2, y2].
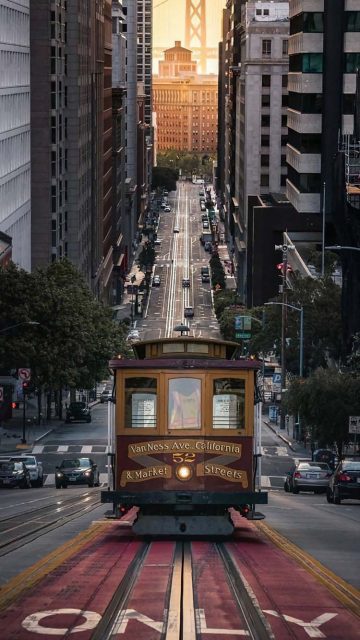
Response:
[168, 378, 201, 430]
[212, 378, 245, 429]
[125, 377, 157, 428]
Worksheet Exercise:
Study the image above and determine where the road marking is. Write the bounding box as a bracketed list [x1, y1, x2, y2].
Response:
[58, 445, 69, 452]
[264, 611, 337, 638]
[81, 445, 92, 453]
[22, 609, 101, 635]
[32, 445, 44, 454]
[197, 610, 250, 635]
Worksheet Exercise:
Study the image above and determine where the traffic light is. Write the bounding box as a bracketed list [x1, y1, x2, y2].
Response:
[11, 401, 20, 409]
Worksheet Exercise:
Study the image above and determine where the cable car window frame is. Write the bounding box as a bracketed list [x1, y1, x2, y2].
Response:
[206, 372, 252, 436]
[165, 374, 206, 434]
[121, 374, 160, 432]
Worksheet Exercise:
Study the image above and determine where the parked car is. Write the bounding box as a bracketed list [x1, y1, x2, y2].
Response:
[201, 274, 210, 283]
[164, 206, 171, 212]
[100, 389, 112, 403]
[313, 448, 336, 470]
[203, 220, 209, 229]
[65, 401, 91, 424]
[127, 329, 140, 342]
[204, 241, 212, 252]
[327, 457, 360, 504]
[200, 203, 206, 211]
[182, 278, 190, 288]
[201, 266, 210, 276]
[163, 190, 168, 196]
[284, 461, 332, 494]
[201, 213, 208, 222]
[55, 457, 100, 489]
[184, 307, 194, 318]
[10, 454, 43, 487]
[153, 275, 161, 286]
[154, 239, 162, 246]
[173, 226, 180, 233]
[0, 460, 31, 489]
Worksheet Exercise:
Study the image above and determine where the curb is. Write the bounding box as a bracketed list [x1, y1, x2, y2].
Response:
[263, 419, 296, 451]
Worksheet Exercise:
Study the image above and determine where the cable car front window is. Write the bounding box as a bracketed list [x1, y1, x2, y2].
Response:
[168, 378, 201, 430]
[125, 377, 157, 428]
[212, 378, 245, 429]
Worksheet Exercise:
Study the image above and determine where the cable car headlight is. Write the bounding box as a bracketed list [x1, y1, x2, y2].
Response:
[176, 464, 193, 481]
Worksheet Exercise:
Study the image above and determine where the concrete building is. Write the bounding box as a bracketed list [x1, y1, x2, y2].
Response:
[153, 41, 218, 153]
[137, 0, 153, 127]
[30, 0, 112, 294]
[219, 1, 289, 301]
[287, 0, 359, 221]
[0, 0, 30, 270]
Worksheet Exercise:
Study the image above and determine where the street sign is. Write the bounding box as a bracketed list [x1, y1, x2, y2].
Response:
[349, 416, 360, 434]
[234, 316, 252, 331]
[272, 373, 282, 385]
[0, 386, 3, 402]
[18, 368, 31, 381]
[235, 332, 251, 340]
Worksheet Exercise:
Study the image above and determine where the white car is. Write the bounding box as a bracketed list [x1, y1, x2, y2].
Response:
[164, 206, 171, 212]
[10, 454, 44, 487]
[173, 226, 180, 233]
[127, 329, 140, 341]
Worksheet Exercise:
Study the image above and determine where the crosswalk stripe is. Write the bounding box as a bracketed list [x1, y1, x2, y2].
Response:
[32, 445, 44, 454]
[81, 445, 93, 453]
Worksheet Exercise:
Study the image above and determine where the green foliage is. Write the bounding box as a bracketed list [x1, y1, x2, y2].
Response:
[138, 243, 155, 270]
[347, 333, 360, 374]
[0, 260, 129, 391]
[209, 254, 226, 290]
[248, 276, 342, 375]
[151, 166, 177, 191]
[156, 150, 215, 179]
[285, 368, 360, 456]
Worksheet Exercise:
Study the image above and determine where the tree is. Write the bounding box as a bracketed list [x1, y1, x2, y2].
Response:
[210, 254, 226, 290]
[248, 276, 343, 375]
[285, 368, 360, 456]
[0, 260, 129, 396]
[151, 166, 177, 191]
[138, 243, 155, 270]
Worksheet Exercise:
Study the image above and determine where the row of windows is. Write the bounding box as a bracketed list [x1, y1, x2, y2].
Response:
[288, 130, 322, 154]
[0, 51, 29, 88]
[287, 166, 321, 194]
[289, 53, 360, 74]
[0, 92, 30, 135]
[290, 11, 360, 34]
[262, 39, 288, 57]
[0, 168, 30, 222]
[0, 131, 30, 179]
[260, 174, 287, 188]
[124, 377, 246, 431]
[0, 5, 29, 47]
[262, 75, 288, 88]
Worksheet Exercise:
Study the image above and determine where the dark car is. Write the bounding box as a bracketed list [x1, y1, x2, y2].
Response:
[201, 266, 210, 276]
[284, 461, 332, 494]
[184, 306, 194, 318]
[0, 460, 31, 489]
[313, 448, 336, 470]
[55, 457, 100, 489]
[201, 274, 210, 283]
[182, 278, 190, 288]
[327, 458, 360, 504]
[65, 401, 91, 423]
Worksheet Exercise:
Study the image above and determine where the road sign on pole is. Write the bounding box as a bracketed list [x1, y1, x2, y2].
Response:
[349, 416, 360, 434]
[18, 368, 31, 381]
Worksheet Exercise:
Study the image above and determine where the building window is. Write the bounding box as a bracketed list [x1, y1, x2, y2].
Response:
[281, 154, 287, 165]
[345, 12, 360, 31]
[282, 75, 288, 88]
[281, 115, 287, 127]
[282, 40, 288, 56]
[261, 155, 270, 167]
[261, 134, 270, 147]
[262, 94, 271, 107]
[260, 174, 269, 187]
[262, 75, 271, 87]
[280, 175, 287, 187]
[290, 12, 324, 35]
[262, 39, 272, 57]
[289, 53, 323, 73]
[261, 115, 270, 127]
[344, 53, 360, 73]
[282, 94, 288, 107]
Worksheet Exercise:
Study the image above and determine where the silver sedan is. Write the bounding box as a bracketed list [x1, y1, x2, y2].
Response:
[285, 462, 333, 494]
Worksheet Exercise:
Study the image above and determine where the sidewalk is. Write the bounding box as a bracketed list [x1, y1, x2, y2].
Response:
[263, 411, 311, 457]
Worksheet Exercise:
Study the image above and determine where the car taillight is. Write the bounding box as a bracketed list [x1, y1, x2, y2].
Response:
[338, 473, 351, 482]
[294, 472, 301, 478]
[240, 505, 250, 517]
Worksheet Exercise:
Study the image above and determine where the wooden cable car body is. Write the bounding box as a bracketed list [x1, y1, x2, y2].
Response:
[101, 337, 267, 535]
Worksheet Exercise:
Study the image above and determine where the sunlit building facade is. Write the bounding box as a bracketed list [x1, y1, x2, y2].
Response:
[153, 41, 218, 152]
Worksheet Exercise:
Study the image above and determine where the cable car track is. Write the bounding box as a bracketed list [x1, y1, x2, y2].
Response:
[92, 540, 272, 640]
[0, 490, 101, 556]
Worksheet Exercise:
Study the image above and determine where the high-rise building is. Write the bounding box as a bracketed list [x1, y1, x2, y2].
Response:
[0, 1, 30, 270]
[287, 0, 359, 219]
[219, 1, 289, 300]
[153, 41, 218, 153]
[137, 0, 152, 126]
[30, 0, 112, 294]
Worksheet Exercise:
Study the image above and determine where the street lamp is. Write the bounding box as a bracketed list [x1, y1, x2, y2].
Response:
[0, 321, 40, 333]
[265, 302, 304, 429]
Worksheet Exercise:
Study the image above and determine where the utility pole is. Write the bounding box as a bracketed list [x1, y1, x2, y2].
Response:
[275, 243, 294, 429]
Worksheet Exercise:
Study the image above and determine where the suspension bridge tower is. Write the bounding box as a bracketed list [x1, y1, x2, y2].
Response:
[185, 0, 207, 74]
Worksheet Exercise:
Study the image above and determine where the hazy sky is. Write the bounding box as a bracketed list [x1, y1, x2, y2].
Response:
[153, 0, 226, 74]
